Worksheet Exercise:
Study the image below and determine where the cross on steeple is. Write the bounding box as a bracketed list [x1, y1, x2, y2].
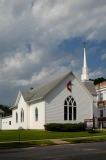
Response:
[83, 41, 86, 48]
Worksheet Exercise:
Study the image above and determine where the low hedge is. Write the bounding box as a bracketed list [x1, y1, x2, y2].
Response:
[44, 123, 86, 132]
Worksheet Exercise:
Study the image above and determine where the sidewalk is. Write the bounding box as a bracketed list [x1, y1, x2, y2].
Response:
[49, 139, 70, 144]
[0, 138, 69, 144]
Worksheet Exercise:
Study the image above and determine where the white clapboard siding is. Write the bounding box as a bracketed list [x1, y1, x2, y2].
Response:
[2, 116, 13, 130]
[29, 101, 45, 129]
[2, 94, 29, 130]
[45, 73, 93, 124]
[12, 95, 29, 130]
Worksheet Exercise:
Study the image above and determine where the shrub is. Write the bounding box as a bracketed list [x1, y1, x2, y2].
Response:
[44, 123, 86, 132]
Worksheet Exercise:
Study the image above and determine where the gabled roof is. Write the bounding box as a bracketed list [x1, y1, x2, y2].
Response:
[10, 71, 97, 108]
[82, 81, 97, 96]
[21, 72, 71, 102]
[21, 71, 96, 103]
[10, 91, 21, 109]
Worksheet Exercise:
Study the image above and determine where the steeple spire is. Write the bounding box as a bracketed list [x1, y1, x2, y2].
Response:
[81, 42, 89, 81]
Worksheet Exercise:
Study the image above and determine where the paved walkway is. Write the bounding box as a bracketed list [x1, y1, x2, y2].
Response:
[0, 139, 69, 144]
[50, 139, 70, 144]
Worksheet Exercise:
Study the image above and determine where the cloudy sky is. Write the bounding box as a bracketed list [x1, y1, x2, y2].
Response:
[0, 0, 106, 105]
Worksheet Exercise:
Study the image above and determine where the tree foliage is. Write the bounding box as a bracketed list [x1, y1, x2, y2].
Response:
[94, 77, 106, 85]
[0, 104, 12, 117]
[90, 77, 106, 85]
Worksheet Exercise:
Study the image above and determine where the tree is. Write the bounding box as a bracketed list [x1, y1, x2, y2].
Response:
[94, 77, 106, 85]
[0, 104, 12, 117]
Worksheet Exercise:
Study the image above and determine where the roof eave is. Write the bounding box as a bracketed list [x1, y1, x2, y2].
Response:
[26, 97, 43, 103]
[43, 71, 73, 98]
[10, 105, 18, 110]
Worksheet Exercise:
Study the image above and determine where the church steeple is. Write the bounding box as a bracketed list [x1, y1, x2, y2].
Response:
[81, 42, 89, 81]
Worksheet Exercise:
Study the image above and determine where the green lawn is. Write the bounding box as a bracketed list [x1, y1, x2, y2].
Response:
[0, 140, 56, 149]
[64, 136, 106, 143]
[0, 130, 106, 142]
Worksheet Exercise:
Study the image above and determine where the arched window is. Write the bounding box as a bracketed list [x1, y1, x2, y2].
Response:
[35, 107, 38, 121]
[64, 96, 77, 121]
[21, 108, 24, 122]
[16, 112, 18, 123]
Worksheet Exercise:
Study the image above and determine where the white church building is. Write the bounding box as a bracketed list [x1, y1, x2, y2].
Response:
[2, 47, 98, 130]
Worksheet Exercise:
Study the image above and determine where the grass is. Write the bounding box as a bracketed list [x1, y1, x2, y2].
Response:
[0, 130, 106, 149]
[0, 129, 106, 142]
[64, 136, 106, 144]
[0, 140, 55, 149]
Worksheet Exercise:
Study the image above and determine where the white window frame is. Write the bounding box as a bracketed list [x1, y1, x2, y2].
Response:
[35, 107, 38, 121]
[21, 108, 24, 122]
[64, 96, 77, 121]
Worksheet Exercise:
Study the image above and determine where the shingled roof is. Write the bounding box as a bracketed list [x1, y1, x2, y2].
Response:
[21, 72, 96, 103]
[21, 72, 70, 102]
[82, 81, 97, 96]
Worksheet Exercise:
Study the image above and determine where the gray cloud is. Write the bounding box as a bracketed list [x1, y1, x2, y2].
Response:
[0, 0, 106, 105]
[89, 68, 106, 79]
[101, 53, 106, 60]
